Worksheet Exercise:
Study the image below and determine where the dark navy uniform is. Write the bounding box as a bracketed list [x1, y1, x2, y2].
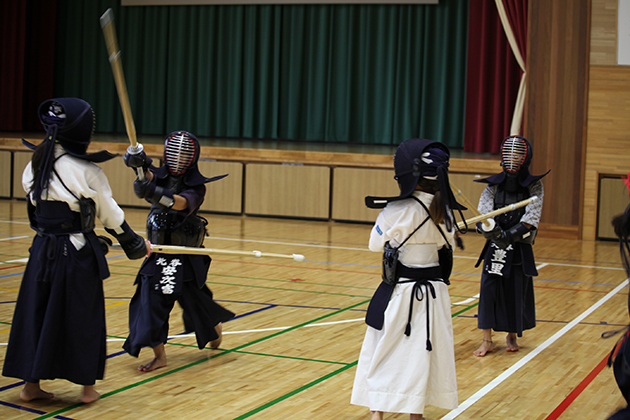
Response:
[474, 135, 548, 338]
[3, 98, 146, 390]
[123, 131, 234, 357]
[475, 181, 543, 336]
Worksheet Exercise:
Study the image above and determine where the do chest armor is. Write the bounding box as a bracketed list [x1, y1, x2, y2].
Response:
[146, 174, 207, 247]
[494, 182, 530, 231]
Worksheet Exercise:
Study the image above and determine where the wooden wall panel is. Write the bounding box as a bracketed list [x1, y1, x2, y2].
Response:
[598, 177, 630, 239]
[584, 65, 630, 239]
[525, 0, 590, 238]
[99, 157, 243, 213]
[331, 167, 396, 222]
[244, 163, 330, 219]
[0, 151, 11, 198]
[330, 168, 492, 224]
[448, 172, 493, 222]
[198, 160, 243, 214]
[12, 152, 31, 199]
[590, 0, 618, 65]
[0, 138, 515, 225]
[99, 157, 149, 208]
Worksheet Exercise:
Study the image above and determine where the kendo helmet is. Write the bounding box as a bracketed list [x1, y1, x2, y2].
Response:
[163, 131, 200, 175]
[475, 134, 549, 189]
[500, 135, 532, 174]
[393, 138, 451, 199]
[22, 97, 116, 163]
[365, 138, 466, 231]
[22, 98, 117, 203]
[39, 98, 94, 156]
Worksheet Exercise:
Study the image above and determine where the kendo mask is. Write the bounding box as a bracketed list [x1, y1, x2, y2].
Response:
[475, 135, 549, 190]
[164, 131, 200, 175]
[500, 135, 532, 175]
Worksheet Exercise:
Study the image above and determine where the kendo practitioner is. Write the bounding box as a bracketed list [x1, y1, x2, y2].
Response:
[122, 130, 235, 372]
[2, 98, 147, 403]
[605, 182, 630, 420]
[352, 139, 466, 420]
[472, 135, 549, 357]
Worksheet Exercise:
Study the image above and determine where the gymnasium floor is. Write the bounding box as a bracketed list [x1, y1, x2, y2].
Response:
[0, 199, 628, 419]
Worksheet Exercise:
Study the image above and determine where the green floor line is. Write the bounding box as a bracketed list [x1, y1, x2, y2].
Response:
[32, 351, 222, 419]
[31, 300, 479, 420]
[33, 298, 370, 420]
[106, 334, 199, 349]
[225, 299, 370, 353]
[453, 302, 479, 317]
[232, 361, 359, 420]
[228, 300, 482, 419]
[232, 350, 350, 365]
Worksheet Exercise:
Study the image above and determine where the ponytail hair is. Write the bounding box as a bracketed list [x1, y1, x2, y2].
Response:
[417, 178, 445, 225]
[29, 141, 52, 198]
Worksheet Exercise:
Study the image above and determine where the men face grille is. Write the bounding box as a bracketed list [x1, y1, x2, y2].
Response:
[501, 137, 528, 173]
[165, 133, 197, 175]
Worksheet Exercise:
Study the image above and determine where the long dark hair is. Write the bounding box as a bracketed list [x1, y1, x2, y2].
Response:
[29, 140, 54, 198]
[417, 178, 444, 225]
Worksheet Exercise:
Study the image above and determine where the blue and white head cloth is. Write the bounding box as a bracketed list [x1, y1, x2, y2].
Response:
[22, 98, 117, 202]
[365, 138, 467, 232]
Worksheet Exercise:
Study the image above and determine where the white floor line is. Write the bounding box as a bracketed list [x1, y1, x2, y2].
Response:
[102, 318, 369, 342]
[540, 262, 624, 271]
[205, 235, 369, 252]
[441, 278, 630, 420]
[0, 235, 30, 242]
[204, 235, 624, 270]
[100, 293, 495, 342]
[0, 219, 623, 271]
[6, 258, 29, 263]
[536, 262, 549, 270]
[452, 294, 480, 306]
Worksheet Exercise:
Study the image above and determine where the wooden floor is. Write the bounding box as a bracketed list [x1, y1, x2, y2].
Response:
[0, 198, 628, 419]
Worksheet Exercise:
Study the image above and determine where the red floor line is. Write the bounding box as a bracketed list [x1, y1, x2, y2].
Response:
[0, 265, 25, 271]
[545, 353, 610, 420]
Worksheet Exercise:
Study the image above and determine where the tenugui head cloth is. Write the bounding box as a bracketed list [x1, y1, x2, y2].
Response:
[22, 98, 117, 202]
[365, 138, 467, 231]
[22, 98, 117, 163]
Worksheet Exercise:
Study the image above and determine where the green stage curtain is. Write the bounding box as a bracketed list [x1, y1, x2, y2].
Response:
[54, 0, 467, 147]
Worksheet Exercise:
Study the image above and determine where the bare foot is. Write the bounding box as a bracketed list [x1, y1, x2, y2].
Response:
[81, 385, 100, 404]
[473, 340, 494, 357]
[20, 383, 54, 402]
[410, 414, 424, 420]
[210, 322, 223, 349]
[506, 333, 520, 352]
[371, 411, 383, 420]
[138, 355, 167, 372]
